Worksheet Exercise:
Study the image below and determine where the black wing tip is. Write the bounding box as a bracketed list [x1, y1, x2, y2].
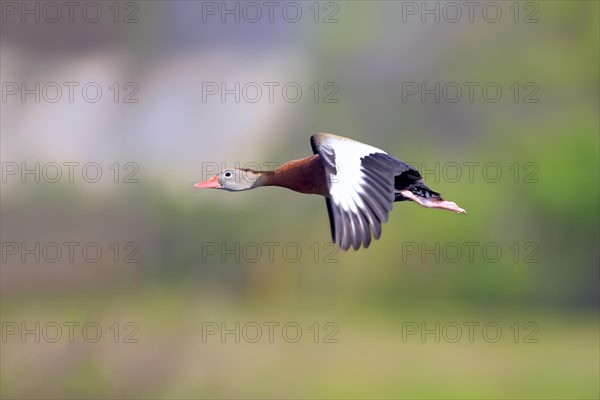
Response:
[325, 198, 336, 242]
[361, 152, 412, 176]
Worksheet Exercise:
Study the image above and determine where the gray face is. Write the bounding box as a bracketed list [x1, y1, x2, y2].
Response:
[217, 169, 256, 191]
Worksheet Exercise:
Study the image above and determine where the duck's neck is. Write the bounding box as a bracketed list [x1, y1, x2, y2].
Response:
[251, 170, 276, 188]
[245, 155, 328, 196]
[233, 168, 271, 190]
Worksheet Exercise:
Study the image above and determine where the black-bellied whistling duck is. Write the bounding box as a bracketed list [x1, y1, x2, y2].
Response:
[195, 133, 465, 251]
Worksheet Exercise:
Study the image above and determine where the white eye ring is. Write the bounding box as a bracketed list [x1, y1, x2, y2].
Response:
[224, 171, 232, 178]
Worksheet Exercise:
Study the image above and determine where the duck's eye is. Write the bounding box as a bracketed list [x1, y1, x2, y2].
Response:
[224, 171, 232, 178]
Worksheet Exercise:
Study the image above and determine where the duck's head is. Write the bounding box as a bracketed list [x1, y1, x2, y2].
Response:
[194, 169, 264, 191]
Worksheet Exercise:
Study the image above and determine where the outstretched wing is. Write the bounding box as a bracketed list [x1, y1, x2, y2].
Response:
[310, 133, 412, 250]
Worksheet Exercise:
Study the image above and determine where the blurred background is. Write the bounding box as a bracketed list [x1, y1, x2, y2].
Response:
[1, 1, 598, 398]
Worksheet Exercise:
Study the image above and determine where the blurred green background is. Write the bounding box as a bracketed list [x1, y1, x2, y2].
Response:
[1, 1, 598, 399]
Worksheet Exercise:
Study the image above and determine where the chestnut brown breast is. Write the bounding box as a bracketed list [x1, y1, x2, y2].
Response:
[267, 154, 329, 196]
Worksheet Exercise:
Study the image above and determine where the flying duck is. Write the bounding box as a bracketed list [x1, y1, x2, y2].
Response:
[195, 133, 465, 251]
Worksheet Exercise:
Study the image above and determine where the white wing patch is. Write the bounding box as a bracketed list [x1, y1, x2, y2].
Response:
[325, 136, 386, 213]
[311, 133, 409, 250]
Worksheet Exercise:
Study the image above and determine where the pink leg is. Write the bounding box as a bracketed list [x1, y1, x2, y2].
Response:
[400, 190, 466, 213]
